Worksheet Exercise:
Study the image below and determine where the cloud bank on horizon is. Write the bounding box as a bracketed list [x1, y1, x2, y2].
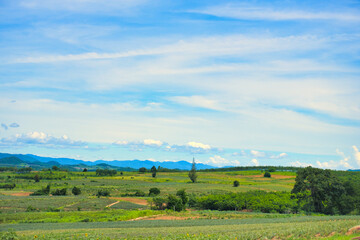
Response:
[0, 0, 359, 169]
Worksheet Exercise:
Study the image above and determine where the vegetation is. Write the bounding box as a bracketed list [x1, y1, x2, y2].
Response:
[188, 158, 197, 183]
[264, 171, 271, 178]
[233, 180, 239, 187]
[1, 165, 360, 239]
[151, 165, 157, 178]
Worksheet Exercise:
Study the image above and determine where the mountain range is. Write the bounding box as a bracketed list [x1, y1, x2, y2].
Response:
[0, 152, 214, 171]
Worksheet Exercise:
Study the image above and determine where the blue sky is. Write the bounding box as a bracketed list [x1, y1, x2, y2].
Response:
[0, 0, 360, 169]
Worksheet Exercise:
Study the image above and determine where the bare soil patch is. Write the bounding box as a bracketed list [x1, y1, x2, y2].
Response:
[109, 197, 148, 206]
[347, 225, 360, 235]
[8, 192, 32, 196]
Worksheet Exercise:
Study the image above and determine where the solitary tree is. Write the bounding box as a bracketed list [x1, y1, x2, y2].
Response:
[264, 172, 271, 178]
[139, 167, 147, 173]
[233, 180, 240, 187]
[34, 174, 40, 182]
[151, 165, 157, 178]
[188, 157, 197, 183]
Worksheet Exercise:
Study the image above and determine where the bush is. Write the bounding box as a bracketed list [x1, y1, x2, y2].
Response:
[233, 180, 240, 187]
[149, 187, 160, 196]
[0, 229, 19, 240]
[72, 186, 81, 195]
[0, 183, 16, 190]
[26, 206, 38, 212]
[264, 172, 271, 178]
[96, 189, 110, 198]
[176, 189, 188, 206]
[135, 190, 146, 197]
[139, 167, 147, 173]
[167, 194, 184, 212]
[151, 197, 167, 210]
[52, 188, 67, 196]
[30, 184, 50, 196]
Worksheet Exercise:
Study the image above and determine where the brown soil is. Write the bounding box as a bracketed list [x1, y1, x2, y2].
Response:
[9, 192, 32, 196]
[109, 197, 148, 206]
[328, 232, 336, 237]
[106, 201, 120, 208]
[347, 225, 360, 235]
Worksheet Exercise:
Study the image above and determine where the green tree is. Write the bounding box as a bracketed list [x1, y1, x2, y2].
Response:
[151, 165, 157, 178]
[149, 187, 160, 196]
[34, 174, 40, 182]
[264, 172, 271, 178]
[292, 166, 345, 214]
[176, 189, 189, 206]
[72, 186, 81, 195]
[139, 167, 147, 173]
[188, 158, 197, 183]
[233, 180, 240, 187]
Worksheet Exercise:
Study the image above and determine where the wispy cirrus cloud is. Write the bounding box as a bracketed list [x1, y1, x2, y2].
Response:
[192, 4, 360, 22]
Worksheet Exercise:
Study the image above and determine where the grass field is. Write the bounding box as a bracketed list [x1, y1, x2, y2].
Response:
[1, 169, 359, 239]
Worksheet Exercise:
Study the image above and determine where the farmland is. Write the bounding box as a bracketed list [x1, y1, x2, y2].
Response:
[1, 168, 360, 239]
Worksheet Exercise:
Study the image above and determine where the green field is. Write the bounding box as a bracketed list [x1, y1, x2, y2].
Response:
[1, 169, 360, 239]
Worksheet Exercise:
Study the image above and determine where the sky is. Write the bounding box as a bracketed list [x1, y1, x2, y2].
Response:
[0, 0, 360, 169]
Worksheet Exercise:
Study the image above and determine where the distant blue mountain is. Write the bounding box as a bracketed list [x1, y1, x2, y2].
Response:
[0, 152, 214, 170]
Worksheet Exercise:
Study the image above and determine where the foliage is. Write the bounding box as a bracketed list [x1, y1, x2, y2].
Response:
[149, 187, 160, 196]
[95, 169, 116, 176]
[196, 191, 297, 213]
[167, 194, 185, 211]
[233, 180, 240, 187]
[292, 166, 350, 214]
[30, 184, 51, 196]
[188, 158, 197, 183]
[264, 172, 271, 178]
[0, 229, 19, 240]
[139, 167, 147, 173]
[151, 165, 157, 178]
[72, 186, 81, 195]
[134, 189, 146, 197]
[52, 188, 67, 196]
[96, 189, 110, 198]
[176, 189, 189, 206]
[34, 174, 40, 182]
[0, 183, 16, 189]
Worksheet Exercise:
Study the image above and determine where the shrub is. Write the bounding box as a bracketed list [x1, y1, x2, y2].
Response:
[96, 189, 110, 198]
[34, 174, 40, 182]
[176, 189, 188, 206]
[0, 183, 16, 190]
[30, 184, 50, 196]
[151, 197, 167, 210]
[167, 194, 184, 212]
[264, 172, 271, 178]
[26, 206, 38, 212]
[233, 180, 240, 187]
[52, 188, 67, 196]
[149, 187, 160, 196]
[72, 186, 81, 195]
[135, 190, 146, 197]
[0, 229, 19, 240]
[139, 167, 147, 173]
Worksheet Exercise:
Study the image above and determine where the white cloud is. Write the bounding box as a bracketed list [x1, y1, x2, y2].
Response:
[170, 96, 222, 111]
[0, 132, 85, 148]
[187, 141, 211, 150]
[143, 139, 163, 147]
[251, 159, 259, 166]
[203, 155, 241, 167]
[250, 150, 266, 158]
[193, 5, 360, 22]
[290, 161, 313, 168]
[114, 140, 128, 145]
[270, 152, 288, 159]
[353, 146, 360, 167]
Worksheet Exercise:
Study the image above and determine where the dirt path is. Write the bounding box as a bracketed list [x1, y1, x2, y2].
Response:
[109, 197, 148, 206]
[106, 201, 120, 208]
